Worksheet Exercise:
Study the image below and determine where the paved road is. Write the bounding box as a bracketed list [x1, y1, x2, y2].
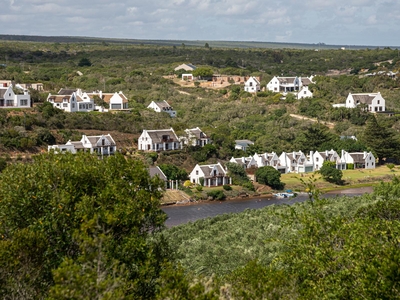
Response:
[162, 187, 373, 227]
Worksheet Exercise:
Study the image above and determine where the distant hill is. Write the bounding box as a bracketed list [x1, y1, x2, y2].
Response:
[0, 34, 383, 50]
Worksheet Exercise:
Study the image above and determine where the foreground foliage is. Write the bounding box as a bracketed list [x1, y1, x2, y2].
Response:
[164, 177, 400, 298]
[0, 152, 169, 299]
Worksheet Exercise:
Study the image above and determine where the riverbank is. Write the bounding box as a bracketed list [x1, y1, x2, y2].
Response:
[162, 187, 373, 227]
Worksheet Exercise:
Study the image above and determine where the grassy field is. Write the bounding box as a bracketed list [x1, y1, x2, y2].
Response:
[282, 165, 398, 192]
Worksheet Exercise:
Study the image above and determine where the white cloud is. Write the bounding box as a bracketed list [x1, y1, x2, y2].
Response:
[0, 0, 398, 46]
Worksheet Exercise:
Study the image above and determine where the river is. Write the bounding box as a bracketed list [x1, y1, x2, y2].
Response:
[162, 187, 373, 227]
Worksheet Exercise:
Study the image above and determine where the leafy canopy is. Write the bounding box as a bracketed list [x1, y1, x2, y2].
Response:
[0, 152, 169, 299]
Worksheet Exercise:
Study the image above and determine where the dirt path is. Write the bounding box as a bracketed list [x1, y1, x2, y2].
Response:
[290, 114, 335, 129]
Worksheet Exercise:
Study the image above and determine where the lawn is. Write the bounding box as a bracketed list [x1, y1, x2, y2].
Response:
[281, 165, 398, 192]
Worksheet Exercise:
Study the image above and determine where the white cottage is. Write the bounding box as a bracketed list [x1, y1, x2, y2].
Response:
[0, 85, 31, 108]
[181, 127, 210, 147]
[341, 150, 376, 169]
[345, 92, 385, 112]
[266, 76, 314, 98]
[48, 134, 116, 156]
[138, 128, 182, 151]
[147, 100, 177, 117]
[279, 151, 314, 173]
[229, 156, 258, 169]
[310, 150, 346, 171]
[244, 76, 261, 93]
[253, 152, 288, 173]
[47, 88, 95, 112]
[189, 163, 231, 187]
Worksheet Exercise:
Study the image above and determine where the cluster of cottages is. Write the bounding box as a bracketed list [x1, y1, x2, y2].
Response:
[230, 149, 375, 174]
[48, 126, 376, 189]
[0, 72, 389, 117]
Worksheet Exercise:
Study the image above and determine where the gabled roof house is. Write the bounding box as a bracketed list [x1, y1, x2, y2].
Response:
[341, 150, 376, 169]
[0, 85, 31, 108]
[244, 76, 261, 93]
[181, 127, 210, 147]
[345, 92, 385, 112]
[138, 128, 182, 151]
[48, 134, 116, 156]
[147, 100, 176, 117]
[310, 150, 346, 171]
[189, 162, 231, 187]
[279, 151, 314, 173]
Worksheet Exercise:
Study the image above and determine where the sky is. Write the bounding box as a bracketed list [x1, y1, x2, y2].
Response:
[2, 0, 400, 47]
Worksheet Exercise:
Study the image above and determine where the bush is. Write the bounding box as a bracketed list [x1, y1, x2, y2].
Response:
[199, 177, 205, 186]
[223, 184, 232, 191]
[347, 163, 354, 170]
[242, 181, 255, 191]
[319, 162, 343, 184]
[195, 185, 203, 192]
[255, 166, 284, 190]
[206, 190, 226, 200]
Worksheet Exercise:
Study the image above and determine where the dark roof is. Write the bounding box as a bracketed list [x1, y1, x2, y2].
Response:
[149, 166, 167, 181]
[146, 129, 179, 143]
[277, 77, 297, 84]
[154, 100, 172, 109]
[349, 153, 366, 163]
[351, 93, 376, 105]
[235, 140, 254, 146]
[58, 88, 77, 95]
[187, 127, 207, 139]
[199, 164, 226, 177]
[0, 88, 6, 98]
[301, 78, 312, 85]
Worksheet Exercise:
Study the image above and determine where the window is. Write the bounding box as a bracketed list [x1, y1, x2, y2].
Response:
[196, 170, 199, 175]
[63, 103, 68, 107]
[102, 139, 105, 146]
[377, 100, 380, 104]
[72, 103, 75, 108]
[20, 99, 28, 106]
[316, 157, 319, 162]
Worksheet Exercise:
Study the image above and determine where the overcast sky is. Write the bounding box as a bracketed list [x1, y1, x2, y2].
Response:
[2, 0, 400, 47]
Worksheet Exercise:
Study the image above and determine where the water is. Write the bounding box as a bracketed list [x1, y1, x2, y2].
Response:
[162, 187, 373, 227]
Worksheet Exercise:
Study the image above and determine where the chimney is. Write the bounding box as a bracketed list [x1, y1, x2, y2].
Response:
[341, 149, 345, 158]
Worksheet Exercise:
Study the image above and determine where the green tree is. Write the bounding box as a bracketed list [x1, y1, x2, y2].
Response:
[78, 57, 92, 67]
[159, 164, 188, 181]
[0, 152, 169, 299]
[255, 166, 284, 190]
[362, 116, 400, 164]
[226, 162, 250, 185]
[319, 161, 343, 184]
[193, 67, 214, 79]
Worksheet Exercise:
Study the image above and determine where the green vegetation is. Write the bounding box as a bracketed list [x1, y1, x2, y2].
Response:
[2, 39, 400, 298]
[255, 166, 285, 189]
[163, 177, 400, 298]
[0, 152, 169, 299]
[319, 161, 344, 184]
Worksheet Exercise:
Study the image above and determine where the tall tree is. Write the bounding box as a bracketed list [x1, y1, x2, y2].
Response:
[362, 115, 400, 164]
